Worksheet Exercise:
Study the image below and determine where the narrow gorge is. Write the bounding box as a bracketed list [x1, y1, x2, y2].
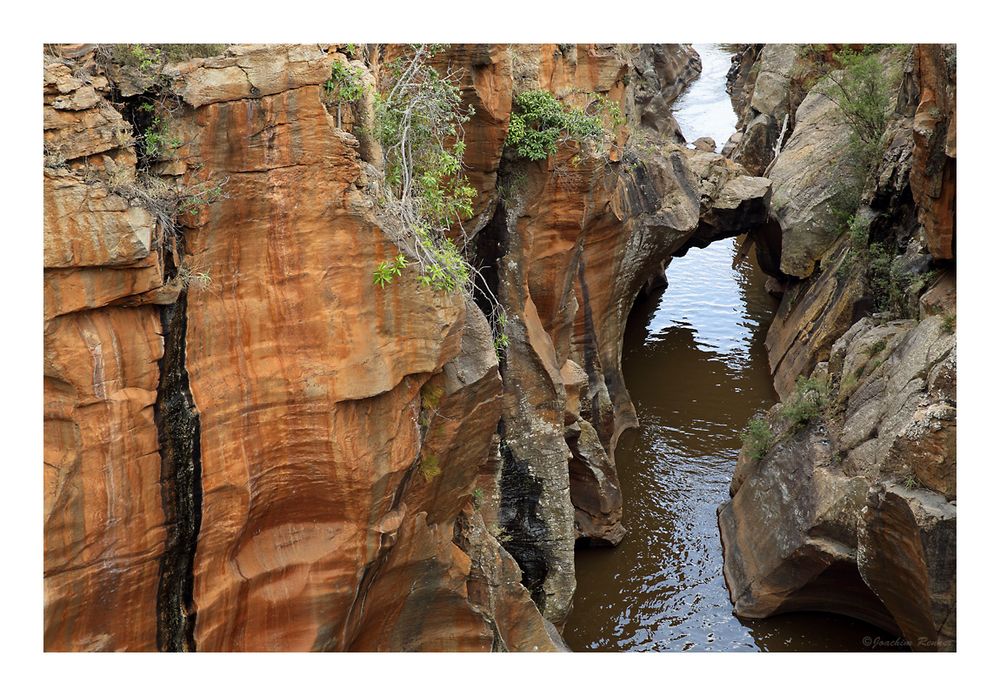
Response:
[43, 42, 956, 652]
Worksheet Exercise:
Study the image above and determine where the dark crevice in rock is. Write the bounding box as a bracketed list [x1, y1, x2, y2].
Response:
[497, 432, 549, 608]
[154, 285, 202, 652]
[471, 198, 508, 323]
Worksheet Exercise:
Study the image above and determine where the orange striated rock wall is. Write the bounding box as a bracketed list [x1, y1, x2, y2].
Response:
[43, 54, 168, 652]
[165, 47, 524, 651]
[910, 44, 956, 261]
[44, 42, 766, 652]
[43, 43, 542, 652]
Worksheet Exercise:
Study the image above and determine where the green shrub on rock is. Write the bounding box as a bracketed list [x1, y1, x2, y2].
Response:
[742, 417, 775, 463]
[820, 47, 899, 176]
[779, 376, 830, 429]
[505, 90, 605, 161]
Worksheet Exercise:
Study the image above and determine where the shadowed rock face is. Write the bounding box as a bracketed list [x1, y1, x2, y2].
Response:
[858, 486, 956, 650]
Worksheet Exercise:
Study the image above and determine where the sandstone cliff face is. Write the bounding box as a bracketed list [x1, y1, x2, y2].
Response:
[909, 45, 956, 261]
[45, 42, 956, 653]
[42, 43, 556, 652]
[44, 55, 167, 652]
[46, 42, 769, 651]
[721, 44, 957, 651]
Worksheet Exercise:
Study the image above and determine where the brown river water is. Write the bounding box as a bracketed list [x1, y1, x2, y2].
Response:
[562, 44, 898, 652]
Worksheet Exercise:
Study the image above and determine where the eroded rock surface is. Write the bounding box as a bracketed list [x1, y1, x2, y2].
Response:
[45, 42, 955, 654]
[43, 43, 552, 653]
[44, 42, 771, 652]
[44, 53, 168, 652]
[720, 44, 956, 651]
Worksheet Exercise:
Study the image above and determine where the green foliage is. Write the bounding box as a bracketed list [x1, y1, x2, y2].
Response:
[847, 213, 869, 252]
[421, 382, 444, 411]
[369, 46, 506, 359]
[410, 228, 467, 291]
[177, 180, 226, 217]
[838, 371, 859, 403]
[138, 101, 182, 161]
[587, 92, 626, 129]
[104, 43, 227, 71]
[867, 241, 907, 314]
[112, 44, 163, 74]
[472, 487, 484, 510]
[941, 312, 956, 335]
[374, 46, 475, 229]
[820, 48, 897, 176]
[836, 212, 870, 281]
[325, 61, 366, 105]
[367, 44, 484, 302]
[324, 60, 367, 129]
[742, 417, 774, 463]
[866, 338, 888, 357]
[492, 309, 510, 357]
[372, 253, 408, 288]
[505, 90, 605, 161]
[419, 453, 442, 482]
[840, 211, 924, 319]
[779, 376, 830, 429]
[161, 44, 227, 62]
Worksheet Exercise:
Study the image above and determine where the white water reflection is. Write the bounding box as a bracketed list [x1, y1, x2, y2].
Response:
[646, 240, 755, 360]
[672, 43, 739, 150]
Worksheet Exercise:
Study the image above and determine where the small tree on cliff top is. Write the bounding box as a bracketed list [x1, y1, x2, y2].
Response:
[819, 47, 897, 175]
[369, 44, 509, 353]
[372, 44, 477, 293]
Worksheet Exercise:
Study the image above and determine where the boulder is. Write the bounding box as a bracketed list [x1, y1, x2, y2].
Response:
[692, 136, 716, 152]
[731, 113, 777, 176]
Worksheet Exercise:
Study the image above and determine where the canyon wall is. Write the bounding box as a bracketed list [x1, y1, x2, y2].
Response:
[44, 42, 772, 651]
[44, 43, 545, 652]
[719, 43, 957, 651]
[43, 42, 958, 653]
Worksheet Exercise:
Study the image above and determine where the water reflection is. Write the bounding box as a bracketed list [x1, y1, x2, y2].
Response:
[672, 43, 740, 150]
[563, 42, 901, 651]
[565, 240, 894, 651]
